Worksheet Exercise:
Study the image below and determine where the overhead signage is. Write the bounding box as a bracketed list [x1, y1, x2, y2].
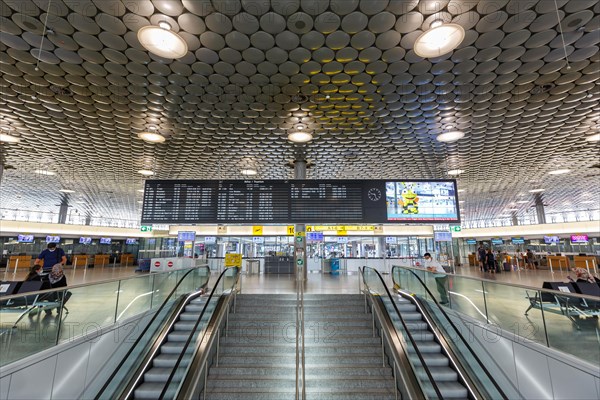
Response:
[252, 237, 264, 243]
[46, 235, 60, 243]
[100, 237, 112, 245]
[141, 179, 460, 224]
[491, 238, 503, 245]
[450, 226, 462, 232]
[386, 236, 397, 244]
[544, 235, 560, 244]
[307, 232, 324, 241]
[204, 236, 216, 244]
[337, 237, 349, 243]
[17, 234, 34, 243]
[125, 238, 138, 245]
[434, 232, 452, 242]
[466, 239, 477, 245]
[177, 231, 196, 242]
[571, 234, 589, 244]
[307, 225, 375, 232]
[140, 225, 152, 232]
[287, 226, 295, 235]
[511, 237, 525, 245]
[79, 237, 92, 245]
[252, 226, 263, 235]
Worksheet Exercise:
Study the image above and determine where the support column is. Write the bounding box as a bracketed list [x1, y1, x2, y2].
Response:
[85, 214, 92, 225]
[511, 212, 519, 226]
[534, 193, 546, 225]
[58, 198, 69, 224]
[294, 158, 307, 281]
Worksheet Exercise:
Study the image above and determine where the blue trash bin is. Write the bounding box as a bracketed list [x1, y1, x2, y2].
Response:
[330, 258, 340, 275]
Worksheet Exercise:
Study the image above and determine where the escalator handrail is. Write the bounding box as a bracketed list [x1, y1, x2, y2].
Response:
[360, 266, 444, 399]
[95, 265, 210, 399]
[159, 266, 240, 399]
[391, 266, 507, 399]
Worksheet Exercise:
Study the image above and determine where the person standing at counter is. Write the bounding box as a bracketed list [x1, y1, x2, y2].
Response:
[422, 252, 449, 305]
[35, 243, 66, 273]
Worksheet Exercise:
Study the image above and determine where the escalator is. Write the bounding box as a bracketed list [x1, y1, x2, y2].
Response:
[96, 267, 240, 400]
[361, 267, 507, 400]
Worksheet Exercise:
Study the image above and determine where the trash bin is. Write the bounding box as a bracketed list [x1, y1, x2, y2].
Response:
[246, 259, 260, 274]
[330, 258, 340, 275]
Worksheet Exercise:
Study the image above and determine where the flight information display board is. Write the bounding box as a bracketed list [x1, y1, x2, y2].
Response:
[141, 180, 459, 224]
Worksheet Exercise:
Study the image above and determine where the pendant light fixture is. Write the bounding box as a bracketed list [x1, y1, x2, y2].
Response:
[414, 20, 465, 58]
[137, 21, 188, 59]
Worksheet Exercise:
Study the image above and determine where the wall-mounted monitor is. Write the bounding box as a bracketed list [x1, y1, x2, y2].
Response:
[17, 234, 34, 243]
[466, 239, 477, 245]
[491, 238, 504, 245]
[99, 237, 112, 245]
[79, 237, 92, 245]
[307, 232, 324, 241]
[511, 237, 525, 245]
[125, 238, 138, 245]
[571, 234, 589, 244]
[204, 236, 216, 244]
[337, 237, 349, 243]
[434, 232, 452, 242]
[46, 235, 60, 243]
[544, 235, 560, 244]
[385, 236, 397, 244]
[177, 231, 196, 242]
[385, 181, 459, 222]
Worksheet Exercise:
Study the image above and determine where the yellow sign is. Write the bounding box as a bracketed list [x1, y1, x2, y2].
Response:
[287, 226, 295, 235]
[306, 226, 313, 232]
[252, 226, 263, 235]
[336, 230, 347, 236]
[217, 225, 227, 234]
[296, 231, 305, 237]
[224, 253, 242, 268]
[311, 225, 375, 232]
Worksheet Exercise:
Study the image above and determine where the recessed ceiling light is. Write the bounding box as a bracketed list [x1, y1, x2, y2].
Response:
[585, 133, 600, 142]
[529, 189, 545, 193]
[548, 169, 571, 175]
[34, 170, 55, 176]
[59, 189, 75, 193]
[0, 133, 20, 143]
[414, 21, 465, 58]
[137, 22, 188, 59]
[138, 169, 155, 176]
[516, 200, 529, 204]
[76, 201, 86, 204]
[137, 131, 166, 143]
[436, 130, 465, 143]
[457, 189, 465, 193]
[581, 200, 596, 204]
[288, 131, 313, 143]
[241, 168, 257, 176]
[458, 200, 465, 203]
[137, 200, 143, 204]
[447, 169, 464, 176]
[137, 189, 145, 193]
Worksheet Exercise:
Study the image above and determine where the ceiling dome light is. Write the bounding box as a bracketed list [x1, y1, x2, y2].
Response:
[59, 189, 75, 193]
[447, 169, 464, 176]
[528, 188, 545, 193]
[138, 131, 166, 143]
[34, 169, 55, 176]
[138, 169, 155, 176]
[436, 130, 465, 143]
[288, 131, 313, 143]
[0, 133, 20, 143]
[585, 133, 600, 142]
[548, 169, 571, 175]
[137, 22, 188, 59]
[241, 168, 257, 176]
[414, 21, 465, 58]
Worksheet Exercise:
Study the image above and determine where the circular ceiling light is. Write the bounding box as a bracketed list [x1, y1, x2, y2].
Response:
[548, 169, 571, 175]
[436, 130, 465, 143]
[34, 169, 55, 176]
[528, 188, 545, 193]
[288, 131, 313, 143]
[447, 169, 464, 176]
[585, 133, 600, 142]
[137, 131, 166, 143]
[138, 169, 155, 176]
[414, 21, 465, 58]
[137, 189, 145, 193]
[0, 133, 20, 143]
[137, 22, 188, 59]
[241, 168, 257, 176]
[59, 189, 75, 193]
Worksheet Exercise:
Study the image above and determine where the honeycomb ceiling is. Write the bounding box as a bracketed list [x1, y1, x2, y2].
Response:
[0, 0, 599, 226]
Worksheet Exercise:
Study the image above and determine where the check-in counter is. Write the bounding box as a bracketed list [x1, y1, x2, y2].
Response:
[573, 256, 598, 272]
[120, 253, 135, 266]
[93, 254, 110, 267]
[71, 255, 88, 268]
[8, 255, 32, 269]
[468, 254, 477, 266]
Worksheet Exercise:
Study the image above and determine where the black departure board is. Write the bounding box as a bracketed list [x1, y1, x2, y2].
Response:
[141, 179, 460, 224]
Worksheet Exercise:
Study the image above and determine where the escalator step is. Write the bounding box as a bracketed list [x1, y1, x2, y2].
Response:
[407, 341, 441, 353]
[134, 382, 175, 400]
[153, 354, 190, 368]
[421, 353, 450, 367]
[416, 366, 458, 382]
[411, 331, 435, 341]
[425, 381, 469, 399]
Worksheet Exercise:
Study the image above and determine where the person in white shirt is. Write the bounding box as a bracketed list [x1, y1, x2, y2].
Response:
[423, 252, 449, 305]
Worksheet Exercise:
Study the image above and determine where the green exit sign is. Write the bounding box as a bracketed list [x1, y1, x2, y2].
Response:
[450, 226, 462, 232]
[141, 225, 153, 232]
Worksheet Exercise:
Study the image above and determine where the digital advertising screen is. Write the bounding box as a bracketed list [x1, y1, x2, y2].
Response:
[491, 238, 504, 245]
[99, 237, 112, 245]
[544, 235, 560, 244]
[125, 238, 138, 245]
[385, 181, 459, 222]
[307, 232, 324, 241]
[466, 239, 477, 245]
[79, 237, 92, 245]
[434, 232, 452, 242]
[177, 231, 196, 242]
[511, 237, 525, 245]
[17, 234, 34, 243]
[571, 234, 589, 244]
[46, 235, 60, 243]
